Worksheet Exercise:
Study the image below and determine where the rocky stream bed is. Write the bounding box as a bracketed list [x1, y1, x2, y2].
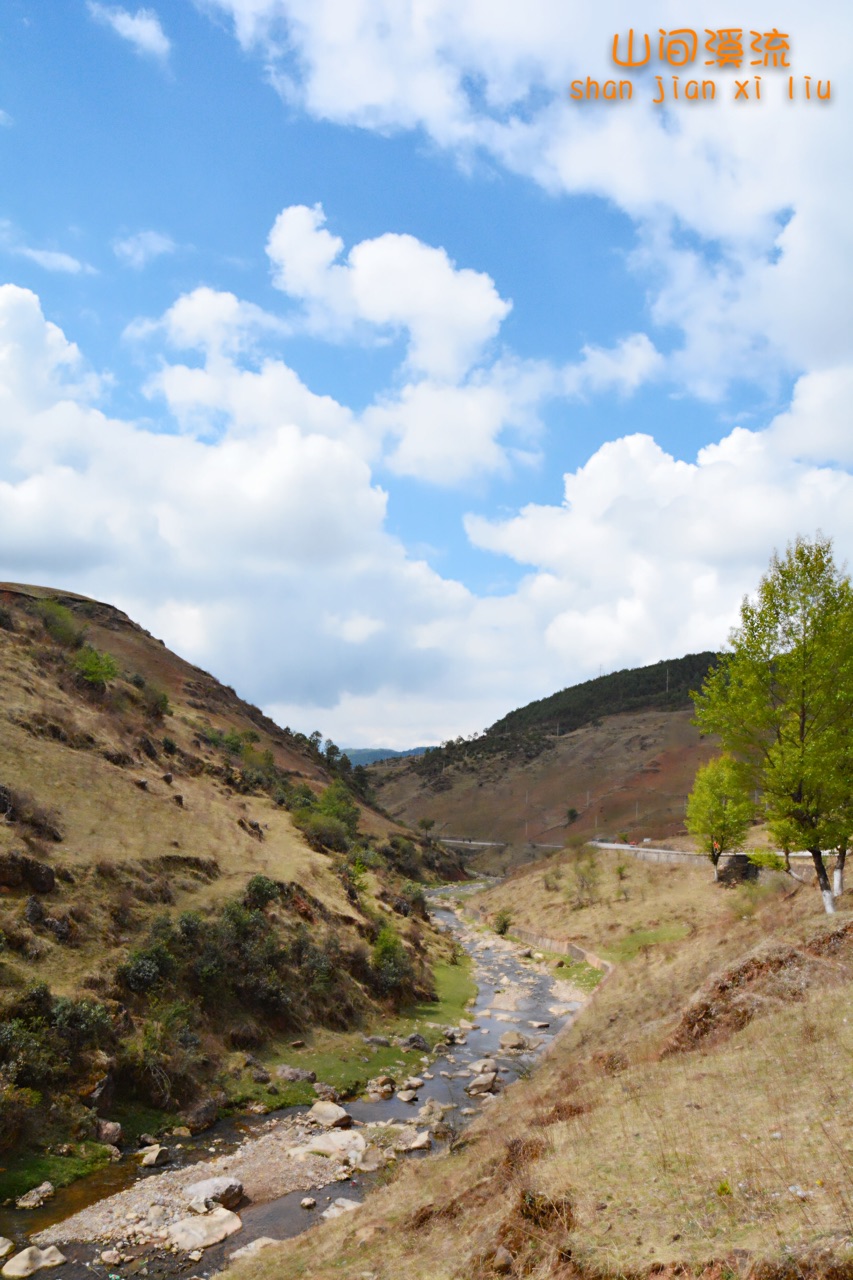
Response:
[0, 894, 589, 1280]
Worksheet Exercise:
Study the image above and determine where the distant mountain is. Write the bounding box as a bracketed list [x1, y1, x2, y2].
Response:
[344, 746, 428, 766]
[369, 652, 720, 870]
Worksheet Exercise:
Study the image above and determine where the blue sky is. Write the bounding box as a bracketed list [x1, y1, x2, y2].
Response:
[0, 1, 850, 745]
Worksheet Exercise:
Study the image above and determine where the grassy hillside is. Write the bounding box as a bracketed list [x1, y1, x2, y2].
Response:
[373, 708, 719, 870]
[228, 849, 853, 1280]
[0, 584, 466, 1189]
[369, 655, 720, 868]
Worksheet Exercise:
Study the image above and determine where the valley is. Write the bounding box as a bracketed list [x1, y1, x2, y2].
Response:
[2, 585, 852, 1280]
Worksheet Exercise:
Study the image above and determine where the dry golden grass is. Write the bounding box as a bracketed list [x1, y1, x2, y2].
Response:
[470, 847, 732, 960]
[0, 584, 398, 996]
[227, 863, 853, 1280]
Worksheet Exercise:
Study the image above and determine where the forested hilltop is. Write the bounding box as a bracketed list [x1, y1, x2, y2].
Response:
[490, 651, 717, 738]
[414, 652, 717, 777]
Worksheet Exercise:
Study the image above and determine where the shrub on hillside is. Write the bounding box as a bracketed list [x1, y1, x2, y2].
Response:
[316, 780, 361, 837]
[141, 685, 170, 718]
[295, 811, 350, 853]
[0, 785, 63, 841]
[35, 600, 84, 648]
[114, 885, 382, 1035]
[0, 1085, 42, 1153]
[370, 924, 416, 999]
[244, 874, 280, 909]
[0, 606, 16, 632]
[0, 984, 114, 1089]
[73, 646, 119, 689]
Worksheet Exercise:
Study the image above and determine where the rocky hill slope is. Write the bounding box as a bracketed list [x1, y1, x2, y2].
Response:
[0, 583, 465, 1191]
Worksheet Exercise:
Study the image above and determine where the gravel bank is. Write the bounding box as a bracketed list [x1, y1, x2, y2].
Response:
[34, 1113, 345, 1247]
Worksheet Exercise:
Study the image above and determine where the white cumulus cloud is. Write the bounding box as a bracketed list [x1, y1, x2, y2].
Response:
[266, 203, 511, 381]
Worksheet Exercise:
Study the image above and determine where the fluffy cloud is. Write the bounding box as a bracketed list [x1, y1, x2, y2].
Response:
[266, 203, 511, 380]
[88, 3, 171, 61]
[113, 230, 176, 269]
[138, 212, 658, 486]
[0, 283, 474, 731]
[465, 421, 853, 682]
[204, 1, 853, 400]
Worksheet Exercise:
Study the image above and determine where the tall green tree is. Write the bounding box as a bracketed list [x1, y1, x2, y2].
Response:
[693, 535, 853, 914]
[685, 755, 753, 879]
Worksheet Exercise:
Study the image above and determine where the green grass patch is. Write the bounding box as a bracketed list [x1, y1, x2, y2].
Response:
[109, 1099, 173, 1144]
[0, 1142, 111, 1202]
[601, 922, 690, 963]
[222, 952, 477, 1109]
[503, 940, 603, 993]
[553, 956, 603, 992]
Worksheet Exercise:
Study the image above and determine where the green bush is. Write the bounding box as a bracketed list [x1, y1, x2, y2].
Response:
[123, 999, 203, 1106]
[493, 909, 513, 936]
[0, 606, 15, 632]
[117, 942, 176, 993]
[295, 811, 350, 852]
[371, 925, 415, 998]
[0, 1085, 41, 1153]
[401, 880, 428, 918]
[316, 780, 360, 837]
[244, 874, 280, 908]
[36, 600, 84, 648]
[0, 986, 114, 1088]
[73, 646, 119, 688]
[747, 850, 787, 872]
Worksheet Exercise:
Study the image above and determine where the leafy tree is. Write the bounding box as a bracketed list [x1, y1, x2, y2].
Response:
[316, 780, 360, 837]
[693, 535, 853, 913]
[416, 816, 436, 843]
[685, 755, 753, 879]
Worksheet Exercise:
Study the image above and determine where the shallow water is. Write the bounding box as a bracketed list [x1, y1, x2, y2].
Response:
[0, 893, 582, 1275]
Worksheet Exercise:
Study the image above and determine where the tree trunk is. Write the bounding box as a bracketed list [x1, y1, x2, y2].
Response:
[833, 845, 847, 898]
[711, 850, 720, 881]
[810, 848, 836, 914]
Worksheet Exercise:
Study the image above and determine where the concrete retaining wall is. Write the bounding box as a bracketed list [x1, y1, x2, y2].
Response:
[465, 904, 611, 974]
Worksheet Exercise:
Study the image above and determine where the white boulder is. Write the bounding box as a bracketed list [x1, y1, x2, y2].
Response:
[2, 1247, 67, 1279]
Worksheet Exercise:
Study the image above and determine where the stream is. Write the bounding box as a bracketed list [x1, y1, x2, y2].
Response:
[0, 892, 586, 1278]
